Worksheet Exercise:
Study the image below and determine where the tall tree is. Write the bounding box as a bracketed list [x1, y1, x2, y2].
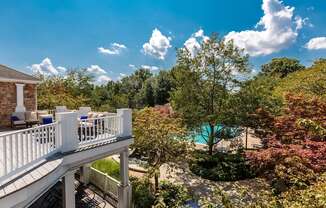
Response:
[133, 108, 192, 191]
[170, 34, 249, 155]
[154, 70, 174, 105]
[261, 57, 305, 78]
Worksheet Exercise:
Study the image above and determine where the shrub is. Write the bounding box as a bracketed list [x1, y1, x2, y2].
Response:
[273, 156, 316, 193]
[130, 177, 155, 208]
[91, 158, 120, 180]
[130, 178, 190, 208]
[190, 150, 255, 181]
[154, 181, 190, 208]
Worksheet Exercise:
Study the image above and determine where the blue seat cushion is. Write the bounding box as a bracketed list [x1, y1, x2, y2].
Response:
[80, 116, 88, 120]
[43, 117, 53, 124]
[11, 116, 20, 121]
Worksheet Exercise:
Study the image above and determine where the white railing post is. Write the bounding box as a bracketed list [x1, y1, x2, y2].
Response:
[116, 108, 132, 138]
[56, 112, 78, 153]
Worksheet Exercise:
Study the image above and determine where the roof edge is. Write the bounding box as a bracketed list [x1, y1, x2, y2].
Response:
[0, 64, 40, 82]
[0, 77, 40, 84]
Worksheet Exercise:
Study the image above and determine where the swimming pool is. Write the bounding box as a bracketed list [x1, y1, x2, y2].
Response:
[192, 124, 242, 144]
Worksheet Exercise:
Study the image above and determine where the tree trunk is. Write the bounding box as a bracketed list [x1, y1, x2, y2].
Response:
[245, 127, 248, 149]
[208, 123, 215, 155]
[154, 172, 159, 192]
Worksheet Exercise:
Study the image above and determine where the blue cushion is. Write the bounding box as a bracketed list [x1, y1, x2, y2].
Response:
[80, 116, 88, 120]
[11, 116, 20, 121]
[42, 117, 53, 124]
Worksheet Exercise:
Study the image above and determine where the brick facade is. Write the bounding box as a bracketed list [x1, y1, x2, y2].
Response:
[0, 82, 37, 127]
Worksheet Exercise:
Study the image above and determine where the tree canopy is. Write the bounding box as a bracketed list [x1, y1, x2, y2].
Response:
[261, 57, 305, 78]
[132, 107, 193, 191]
[170, 34, 250, 154]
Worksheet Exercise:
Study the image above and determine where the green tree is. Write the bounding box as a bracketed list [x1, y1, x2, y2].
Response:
[261, 57, 305, 78]
[143, 79, 155, 107]
[170, 34, 249, 155]
[273, 58, 326, 100]
[154, 70, 174, 105]
[133, 108, 193, 191]
[235, 75, 283, 142]
[37, 69, 94, 110]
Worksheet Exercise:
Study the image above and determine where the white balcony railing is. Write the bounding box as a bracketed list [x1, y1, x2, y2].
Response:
[78, 116, 122, 147]
[0, 122, 60, 180]
[0, 109, 131, 184]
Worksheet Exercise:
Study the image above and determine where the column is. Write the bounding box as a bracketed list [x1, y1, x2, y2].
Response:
[117, 148, 132, 208]
[56, 112, 78, 153]
[15, 83, 26, 112]
[63, 170, 76, 208]
[117, 109, 132, 138]
[80, 163, 91, 185]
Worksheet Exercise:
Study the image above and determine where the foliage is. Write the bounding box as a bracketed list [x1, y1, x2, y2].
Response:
[91, 158, 120, 180]
[37, 67, 175, 111]
[273, 59, 326, 100]
[130, 177, 155, 208]
[261, 57, 305, 78]
[246, 94, 326, 193]
[235, 75, 282, 137]
[133, 107, 193, 190]
[190, 150, 254, 181]
[273, 156, 316, 193]
[37, 70, 92, 110]
[277, 173, 326, 208]
[274, 94, 326, 143]
[131, 178, 190, 208]
[198, 174, 326, 208]
[154, 181, 190, 208]
[170, 34, 250, 154]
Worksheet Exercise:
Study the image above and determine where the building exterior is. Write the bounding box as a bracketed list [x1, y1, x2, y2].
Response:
[0, 64, 39, 127]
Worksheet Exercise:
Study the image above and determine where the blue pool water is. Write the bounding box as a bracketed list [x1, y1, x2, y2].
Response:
[193, 124, 242, 144]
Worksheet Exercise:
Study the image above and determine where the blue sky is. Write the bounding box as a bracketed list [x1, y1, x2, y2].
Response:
[0, 0, 325, 83]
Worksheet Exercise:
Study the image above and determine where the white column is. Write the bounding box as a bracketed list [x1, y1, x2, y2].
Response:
[118, 148, 132, 208]
[63, 170, 76, 208]
[15, 83, 26, 112]
[80, 163, 91, 185]
[117, 108, 132, 138]
[56, 112, 79, 153]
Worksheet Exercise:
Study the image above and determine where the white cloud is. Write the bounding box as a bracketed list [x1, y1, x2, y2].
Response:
[117, 73, 127, 80]
[184, 29, 209, 57]
[141, 65, 159, 71]
[57, 66, 67, 73]
[98, 42, 127, 55]
[142, 28, 171, 60]
[96, 75, 112, 85]
[128, 64, 137, 70]
[86, 65, 106, 74]
[28, 57, 64, 75]
[225, 0, 305, 56]
[305, 37, 326, 50]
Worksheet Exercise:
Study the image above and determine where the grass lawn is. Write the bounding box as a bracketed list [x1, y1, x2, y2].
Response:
[91, 158, 120, 180]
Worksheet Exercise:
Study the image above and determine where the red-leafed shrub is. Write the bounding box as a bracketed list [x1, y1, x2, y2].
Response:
[246, 94, 326, 192]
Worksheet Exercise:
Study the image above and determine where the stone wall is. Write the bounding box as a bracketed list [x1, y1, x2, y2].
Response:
[0, 82, 37, 127]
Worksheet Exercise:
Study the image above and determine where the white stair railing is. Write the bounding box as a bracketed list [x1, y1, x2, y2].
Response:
[0, 122, 60, 180]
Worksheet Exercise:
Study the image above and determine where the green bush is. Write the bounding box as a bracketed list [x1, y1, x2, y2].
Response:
[190, 150, 255, 181]
[154, 181, 190, 208]
[130, 177, 155, 208]
[91, 158, 120, 180]
[130, 178, 191, 208]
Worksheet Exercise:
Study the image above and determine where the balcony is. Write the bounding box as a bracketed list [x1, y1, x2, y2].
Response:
[0, 108, 133, 208]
